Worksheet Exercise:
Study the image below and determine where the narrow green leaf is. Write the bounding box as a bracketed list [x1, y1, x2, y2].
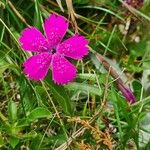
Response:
[77, 73, 97, 81]
[0, 59, 10, 77]
[65, 82, 102, 96]
[8, 101, 17, 123]
[81, 6, 124, 21]
[111, 86, 123, 145]
[56, 0, 64, 12]
[20, 131, 37, 139]
[132, 80, 142, 100]
[34, 0, 43, 30]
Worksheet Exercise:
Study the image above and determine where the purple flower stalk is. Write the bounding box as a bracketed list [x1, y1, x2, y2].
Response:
[19, 14, 89, 84]
[95, 52, 136, 104]
[118, 83, 136, 104]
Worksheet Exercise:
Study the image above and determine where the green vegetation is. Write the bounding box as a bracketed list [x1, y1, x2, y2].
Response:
[0, 0, 150, 149]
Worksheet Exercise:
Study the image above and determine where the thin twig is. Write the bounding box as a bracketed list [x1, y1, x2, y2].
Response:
[55, 111, 103, 150]
[55, 79, 109, 150]
[65, 0, 78, 33]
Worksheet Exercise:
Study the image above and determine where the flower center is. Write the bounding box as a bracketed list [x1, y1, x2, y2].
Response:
[51, 48, 56, 54]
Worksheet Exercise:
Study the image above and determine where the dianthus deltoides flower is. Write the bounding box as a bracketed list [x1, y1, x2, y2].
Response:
[19, 14, 89, 84]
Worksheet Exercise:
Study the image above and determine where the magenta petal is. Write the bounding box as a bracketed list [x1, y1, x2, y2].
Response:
[23, 53, 52, 80]
[44, 14, 69, 48]
[57, 35, 89, 60]
[51, 54, 77, 84]
[19, 27, 49, 52]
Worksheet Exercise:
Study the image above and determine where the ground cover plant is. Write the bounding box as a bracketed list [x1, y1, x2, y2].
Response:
[0, 0, 150, 149]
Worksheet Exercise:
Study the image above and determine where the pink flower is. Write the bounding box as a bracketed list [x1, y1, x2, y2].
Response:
[19, 14, 89, 84]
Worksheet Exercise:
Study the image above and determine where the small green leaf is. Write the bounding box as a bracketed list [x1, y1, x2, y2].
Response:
[8, 101, 17, 123]
[9, 137, 19, 149]
[143, 60, 150, 69]
[0, 135, 4, 148]
[30, 135, 42, 150]
[27, 107, 52, 122]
